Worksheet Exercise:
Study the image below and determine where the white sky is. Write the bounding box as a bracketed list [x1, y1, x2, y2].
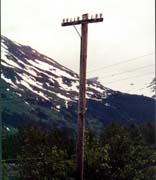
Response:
[2, 0, 155, 96]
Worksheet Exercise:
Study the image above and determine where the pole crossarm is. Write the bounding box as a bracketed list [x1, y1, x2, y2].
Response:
[61, 13, 103, 26]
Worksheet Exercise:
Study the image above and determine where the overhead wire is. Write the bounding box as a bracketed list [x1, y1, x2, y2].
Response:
[1, 69, 155, 102]
[102, 71, 155, 84]
[1, 72, 154, 103]
[1, 52, 155, 103]
[89, 64, 154, 79]
[127, 82, 153, 93]
[87, 52, 155, 74]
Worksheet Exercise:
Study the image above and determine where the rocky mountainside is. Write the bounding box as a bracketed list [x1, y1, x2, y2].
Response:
[1, 35, 155, 132]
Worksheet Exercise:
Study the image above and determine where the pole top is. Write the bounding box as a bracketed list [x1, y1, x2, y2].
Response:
[61, 13, 103, 26]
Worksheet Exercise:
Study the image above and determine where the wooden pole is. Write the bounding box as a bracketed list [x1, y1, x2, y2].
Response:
[61, 13, 103, 180]
[77, 14, 88, 180]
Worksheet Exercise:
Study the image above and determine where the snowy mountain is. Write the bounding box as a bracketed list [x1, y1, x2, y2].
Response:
[1, 35, 155, 132]
[1, 35, 114, 103]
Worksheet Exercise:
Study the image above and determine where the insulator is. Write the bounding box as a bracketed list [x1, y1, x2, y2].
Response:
[66, 18, 68, 22]
[70, 18, 72, 22]
[74, 18, 76, 21]
[77, 17, 80, 21]
[63, 19, 65, 23]
[100, 13, 102, 18]
[95, 14, 98, 18]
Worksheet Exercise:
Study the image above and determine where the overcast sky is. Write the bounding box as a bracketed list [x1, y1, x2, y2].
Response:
[2, 0, 155, 96]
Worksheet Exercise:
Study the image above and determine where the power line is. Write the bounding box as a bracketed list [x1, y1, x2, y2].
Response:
[87, 52, 155, 74]
[1, 72, 154, 103]
[1, 72, 154, 104]
[102, 72, 155, 84]
[127, 83, 153, 94]
[97, 64, 154, 79]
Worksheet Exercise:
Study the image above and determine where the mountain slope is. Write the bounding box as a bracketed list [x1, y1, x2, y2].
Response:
[1, 35, 155, 132]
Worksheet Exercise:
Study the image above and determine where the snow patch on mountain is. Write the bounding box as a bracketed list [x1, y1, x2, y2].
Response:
[1, 35, 114, 106]
[57, 93, 71, 101]
[1, 74, 18, 89]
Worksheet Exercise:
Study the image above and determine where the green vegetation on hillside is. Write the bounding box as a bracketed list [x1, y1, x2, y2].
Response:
[2, 122, 156, 180]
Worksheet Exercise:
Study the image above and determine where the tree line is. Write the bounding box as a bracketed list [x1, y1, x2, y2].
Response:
[2, 122, 156, 180]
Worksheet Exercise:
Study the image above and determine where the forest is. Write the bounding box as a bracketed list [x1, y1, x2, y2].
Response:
[2, 122, 156, 180]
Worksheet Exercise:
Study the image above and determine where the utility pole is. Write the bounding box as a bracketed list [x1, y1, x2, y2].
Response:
[61, 13, 103, 180]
